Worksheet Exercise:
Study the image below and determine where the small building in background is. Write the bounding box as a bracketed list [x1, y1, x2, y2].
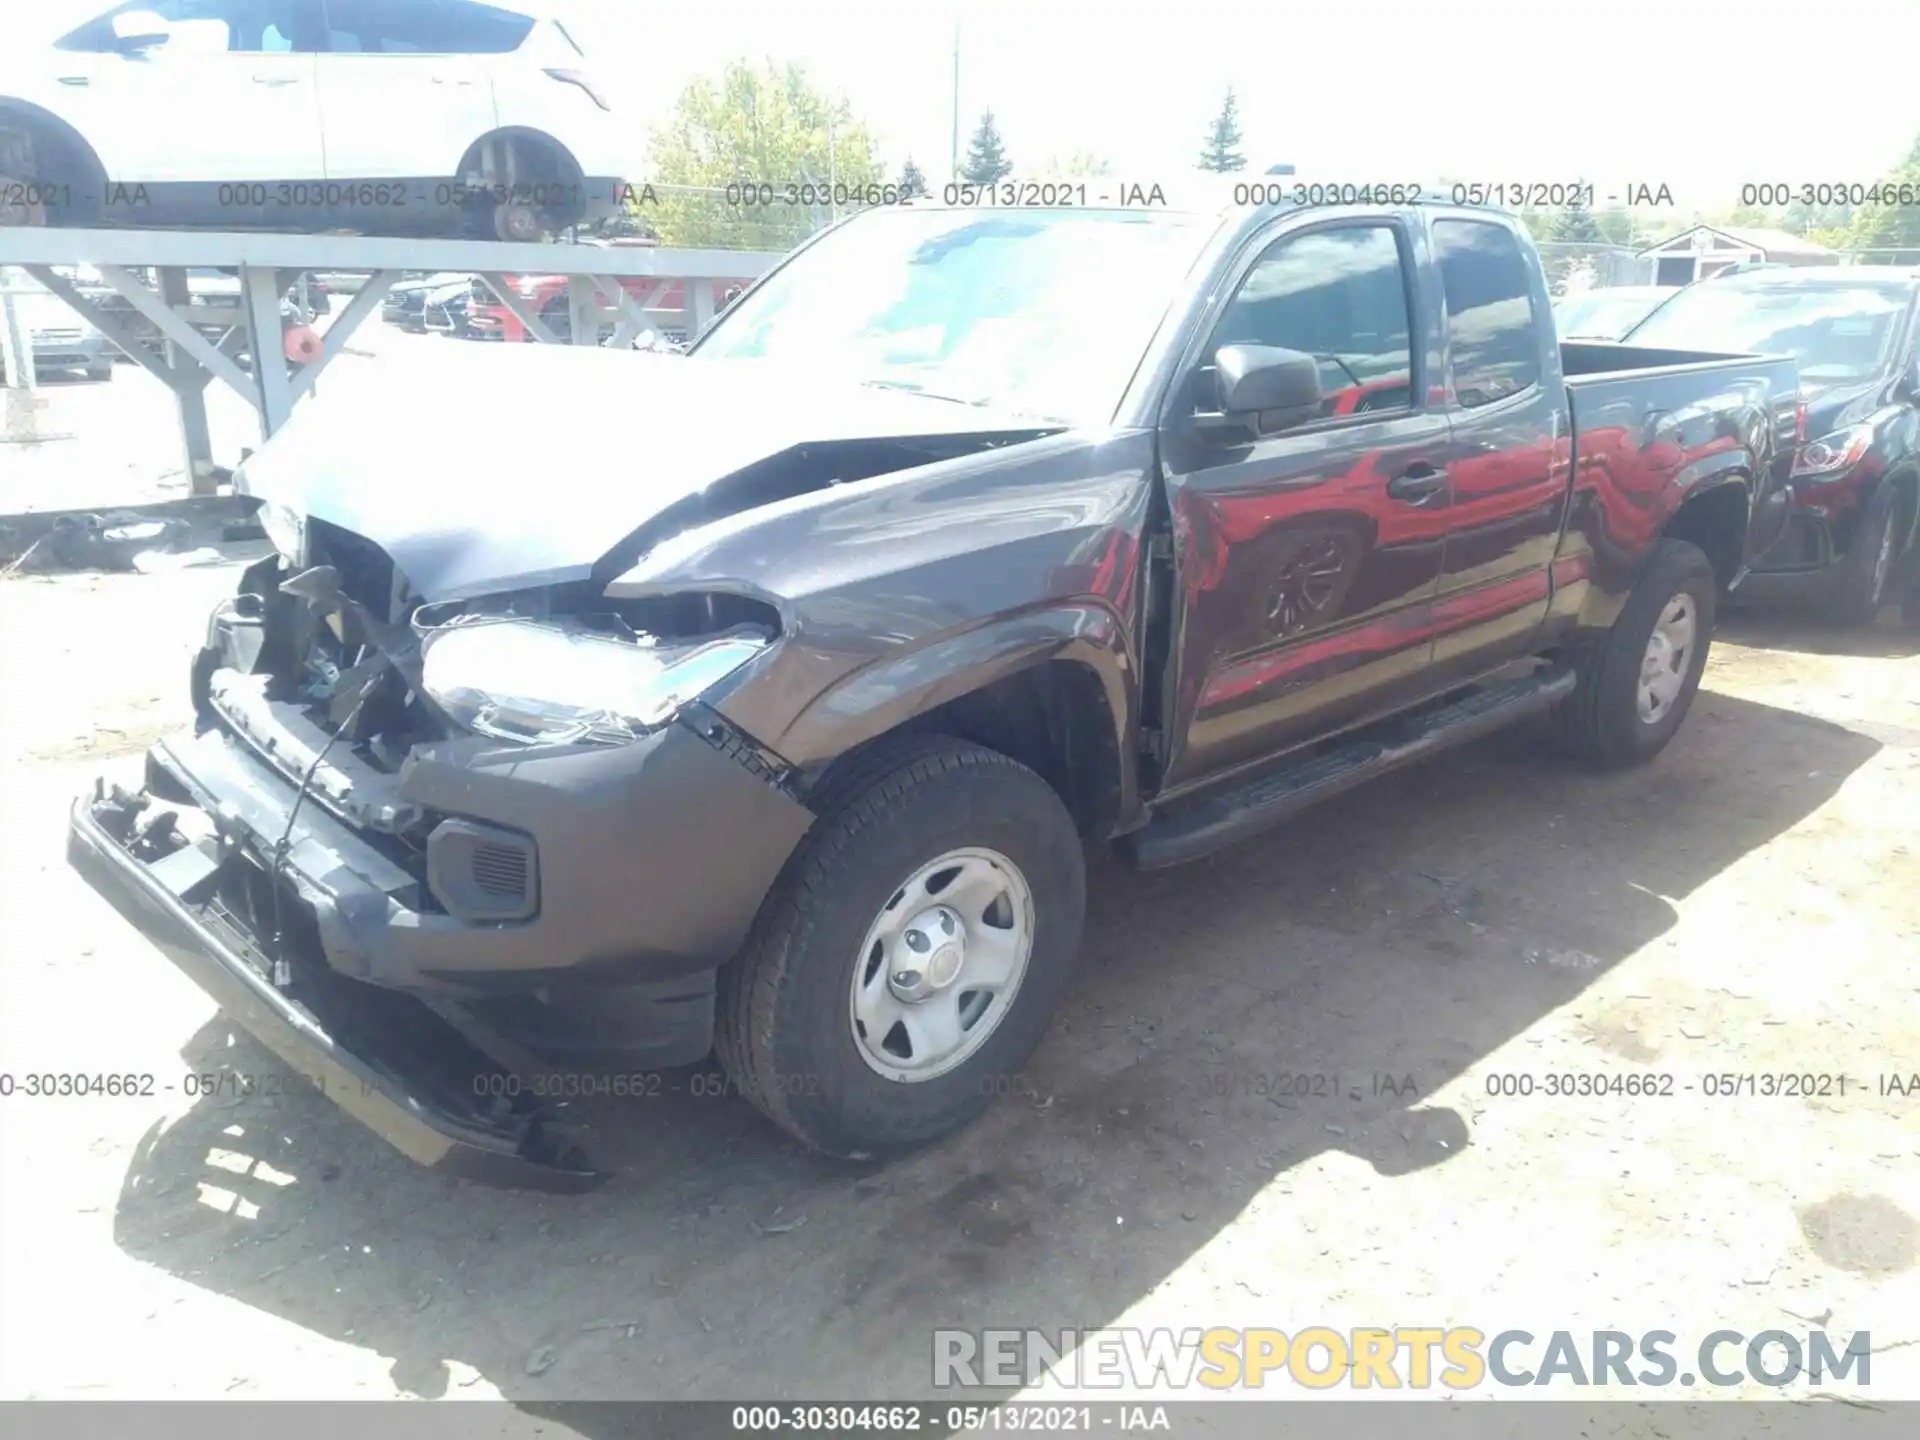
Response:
[1637, 226, 1840, 286]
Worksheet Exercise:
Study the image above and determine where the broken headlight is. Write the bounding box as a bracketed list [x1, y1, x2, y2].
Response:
[256, 499, 308, 566]
[418, 615, 766, 746]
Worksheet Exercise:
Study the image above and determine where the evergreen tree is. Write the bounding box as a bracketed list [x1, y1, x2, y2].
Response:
[1549, 185, 1606, 245]
[898, 156, 929, 198]
[961, 110, 1012, 183]
[1198, 88, 1246, 172]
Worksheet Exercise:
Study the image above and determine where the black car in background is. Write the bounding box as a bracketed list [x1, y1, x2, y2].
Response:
[1552, 285, 1676, 340]
[381, 273, 470, 333]
[1625, 268, 1920, 624]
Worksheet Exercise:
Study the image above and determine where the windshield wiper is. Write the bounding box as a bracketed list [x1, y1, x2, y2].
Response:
[861, 378, 999, 409]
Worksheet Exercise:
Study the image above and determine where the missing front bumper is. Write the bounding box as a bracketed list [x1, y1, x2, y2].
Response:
[66, 780, 606, 1193]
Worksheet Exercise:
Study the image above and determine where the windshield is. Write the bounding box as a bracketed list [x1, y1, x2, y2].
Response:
[1554, 290, 1672, 340]
[693, 207, 1222, 425]
[1625, 282, 1910, 384]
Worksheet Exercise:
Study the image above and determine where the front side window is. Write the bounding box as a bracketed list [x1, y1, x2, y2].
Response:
[59, 0, 303, 53]
[1433, 219, 1542, 408]
[1208, 224, 1415, 421]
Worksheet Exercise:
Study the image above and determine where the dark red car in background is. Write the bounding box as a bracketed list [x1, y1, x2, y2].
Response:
[1624, 268, 1920, 625]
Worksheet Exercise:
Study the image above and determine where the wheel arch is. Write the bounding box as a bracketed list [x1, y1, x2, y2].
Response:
[1659, 477, 1751, 592]
[788, 617, 1140, 841]
[455, 127, 586, 187]
[0, 98, 107, 220]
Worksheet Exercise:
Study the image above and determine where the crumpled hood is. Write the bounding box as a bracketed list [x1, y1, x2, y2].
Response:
[239, 343, 1051, 602]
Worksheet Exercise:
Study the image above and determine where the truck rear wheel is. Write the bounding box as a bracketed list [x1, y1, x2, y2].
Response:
[715, 735, 1086, 1157]
[1553, 538, 1716, 769]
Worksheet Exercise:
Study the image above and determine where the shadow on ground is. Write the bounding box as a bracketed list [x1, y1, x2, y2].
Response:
[110, 690, 1878, 1421]
[1720, 597, 1920, 660]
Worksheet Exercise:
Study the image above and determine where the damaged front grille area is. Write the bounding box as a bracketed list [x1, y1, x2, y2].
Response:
[308, 518, 403, 624]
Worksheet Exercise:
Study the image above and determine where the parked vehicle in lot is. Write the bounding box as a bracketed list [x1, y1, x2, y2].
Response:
[0, 1, 625, 240]
[381, 272, 472, 331]
[422, 278, 472, 336]
[68, 196, 1798, 1186]
[466, 269, 746, 343]
[1552, 285, 1675, 340]
[1624, 267, 1920, 624]
[1, 275, 115, 379]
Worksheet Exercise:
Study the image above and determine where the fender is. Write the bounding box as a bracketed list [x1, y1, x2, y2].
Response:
[772, 605, 1141, 824]
[455, 127, 585, 184]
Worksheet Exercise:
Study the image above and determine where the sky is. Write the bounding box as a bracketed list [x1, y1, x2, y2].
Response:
[566, 0, 1920, 214]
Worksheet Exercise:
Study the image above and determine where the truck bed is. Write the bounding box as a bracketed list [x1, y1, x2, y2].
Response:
[1556, 341, 1799, 572]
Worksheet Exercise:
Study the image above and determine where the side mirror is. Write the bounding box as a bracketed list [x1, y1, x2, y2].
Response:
[1215, 343, 1323, 419]
[111, 11, 172, 52]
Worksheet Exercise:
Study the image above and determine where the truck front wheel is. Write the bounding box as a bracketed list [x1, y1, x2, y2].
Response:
[716, 735, 1087, 1156]
[1553, 538, 1717, 769]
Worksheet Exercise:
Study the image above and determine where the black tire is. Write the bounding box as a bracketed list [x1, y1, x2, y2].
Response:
[1553, 538, 1717, 770]
[86, 363, 112, 383]
[1830, 481, 1899, 627]
[716, 735, 1087, 1157]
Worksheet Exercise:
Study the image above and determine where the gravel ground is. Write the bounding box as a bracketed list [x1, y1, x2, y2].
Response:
[0, 344, 1915, 1428]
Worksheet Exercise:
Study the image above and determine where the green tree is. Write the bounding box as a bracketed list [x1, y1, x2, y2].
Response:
[961, 110, 1013, 183]
[898, 156, 929, 198]
[1842, 131, 1920, 259]
[646, 59, 882, 249]
[1198, 88, 1246, 172]
[1038, 151, 1113, 179]
[1549, 185, 1607, 245]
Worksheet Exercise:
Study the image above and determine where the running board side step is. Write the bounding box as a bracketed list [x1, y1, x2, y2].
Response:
[1120, 668, 1576, 870]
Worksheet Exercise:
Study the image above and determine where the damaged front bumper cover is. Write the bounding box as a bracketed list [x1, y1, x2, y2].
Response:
[67, 750, 606, 1193]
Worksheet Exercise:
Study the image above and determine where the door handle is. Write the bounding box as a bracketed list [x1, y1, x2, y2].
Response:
[1386, 463, 1448, 504]
[251, 75, 300, 87]
[57, 75, 91, 86]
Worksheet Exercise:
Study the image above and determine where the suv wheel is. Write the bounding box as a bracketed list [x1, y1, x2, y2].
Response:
[493, 199, 541, 243]
[1553, 538, 1717, 769]
[716, 735, 1086, 1157]
[0, 172, 47, 227]
[1831, 481, 1899, 627]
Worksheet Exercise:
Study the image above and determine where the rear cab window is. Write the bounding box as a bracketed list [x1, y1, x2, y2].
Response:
[1432, 219, 1542, 408]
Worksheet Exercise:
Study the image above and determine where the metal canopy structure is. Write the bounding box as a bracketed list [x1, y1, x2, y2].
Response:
[0, 228, 781, 491]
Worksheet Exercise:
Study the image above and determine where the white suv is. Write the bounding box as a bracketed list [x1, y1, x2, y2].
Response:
[0, 1, 628, 240]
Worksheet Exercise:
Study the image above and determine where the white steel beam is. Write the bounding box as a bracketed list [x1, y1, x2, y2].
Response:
[95, 264, 255, 400]
[475, 274, 559, 344]
[21, 264, 179, 388]
[286, 269, 399, 407]
[0, 228, 779, 281]
[243, 265, 293, 434]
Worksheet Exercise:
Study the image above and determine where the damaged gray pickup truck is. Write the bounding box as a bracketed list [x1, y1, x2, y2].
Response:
[70, 193, 1799, 1188]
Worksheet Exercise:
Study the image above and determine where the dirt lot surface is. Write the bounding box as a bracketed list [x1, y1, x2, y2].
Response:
[2, 356, 1916, 1423]
[2, 558, 1914, 1418]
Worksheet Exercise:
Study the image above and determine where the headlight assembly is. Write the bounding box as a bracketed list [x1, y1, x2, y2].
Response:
[256, 500, 308, 566]
[418, 615, 767, 746]
[1792, 425, 1874, 478]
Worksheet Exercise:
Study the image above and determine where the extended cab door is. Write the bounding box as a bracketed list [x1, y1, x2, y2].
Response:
[46, 0, 324, 188]
[1425, 215, 1572, 687]
[314, 0, 503, 182]
[1154, 216, 1452, 791]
